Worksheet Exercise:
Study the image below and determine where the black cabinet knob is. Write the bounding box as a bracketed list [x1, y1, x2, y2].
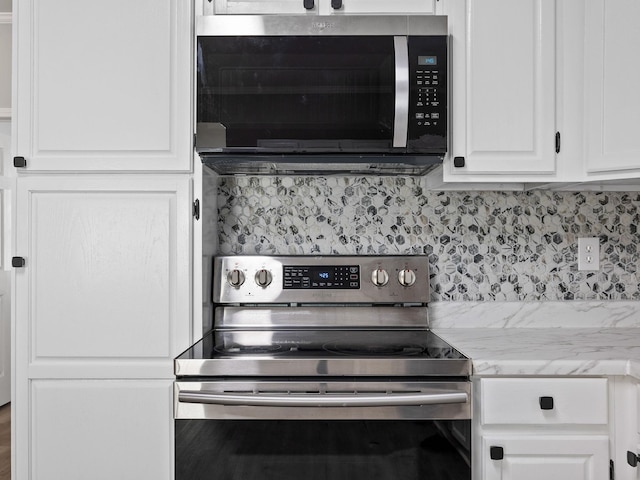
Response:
[490, 446, 504, 460]
[453, 156, 465, 168]
[539, 396, 554, 410]
[13, 156, 27, 168]
[628, 451, 639, 467]
[303, 0, 315, 9]
[331, 0, 343, 8]
[12, 257, 25, 268]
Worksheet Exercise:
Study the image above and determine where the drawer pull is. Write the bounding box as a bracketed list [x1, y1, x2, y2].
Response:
[539, 396, 554, 410]
[490, 446, 504, 460]
[628, 451, 639, 467]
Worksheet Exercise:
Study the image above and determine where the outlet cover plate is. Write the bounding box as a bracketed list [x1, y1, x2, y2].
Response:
[578, 237, 600, 271]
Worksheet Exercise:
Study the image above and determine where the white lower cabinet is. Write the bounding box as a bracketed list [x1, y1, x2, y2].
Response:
[482, 435, 610, 480]
[13, 175, 192, 480]
[30, 380, 174, 480]
[475, 377, 611, 480]
[611, 377, 640, 480]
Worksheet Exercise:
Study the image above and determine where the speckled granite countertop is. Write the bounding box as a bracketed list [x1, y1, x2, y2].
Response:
[429, 301, 640, 378]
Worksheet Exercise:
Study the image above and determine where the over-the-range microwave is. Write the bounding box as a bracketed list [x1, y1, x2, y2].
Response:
[196, 15, 448, 175]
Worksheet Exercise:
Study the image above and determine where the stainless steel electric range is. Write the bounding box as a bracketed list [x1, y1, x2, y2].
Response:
[175, 255, 471, 480]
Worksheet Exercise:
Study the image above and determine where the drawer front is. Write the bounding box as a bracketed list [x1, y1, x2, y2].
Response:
[481, 378, 608, 426]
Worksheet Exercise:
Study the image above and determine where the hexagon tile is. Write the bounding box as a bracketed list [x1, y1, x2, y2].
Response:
[216, 176, 640, 302]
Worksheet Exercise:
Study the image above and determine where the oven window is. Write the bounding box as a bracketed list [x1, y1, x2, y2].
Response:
[197, 36, 395, 150]
[176, 420, 470, 480]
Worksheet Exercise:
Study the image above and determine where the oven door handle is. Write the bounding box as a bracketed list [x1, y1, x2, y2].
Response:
[178, 390, 468, 407]
[393, 36, 409, 148]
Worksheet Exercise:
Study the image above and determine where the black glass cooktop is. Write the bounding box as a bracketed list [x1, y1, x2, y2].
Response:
[178, 330, 467, 361]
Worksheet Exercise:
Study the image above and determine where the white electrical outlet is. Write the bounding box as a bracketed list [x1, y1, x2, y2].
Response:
[578, 237, 600, 271]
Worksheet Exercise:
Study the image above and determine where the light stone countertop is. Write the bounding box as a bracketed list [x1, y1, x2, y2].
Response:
[428, 301, 640, 378]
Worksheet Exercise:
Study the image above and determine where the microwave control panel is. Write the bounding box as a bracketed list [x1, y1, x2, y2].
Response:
[407, 37, 447, 153]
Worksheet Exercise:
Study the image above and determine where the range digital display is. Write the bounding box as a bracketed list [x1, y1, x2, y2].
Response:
[283, 265, 360, 289]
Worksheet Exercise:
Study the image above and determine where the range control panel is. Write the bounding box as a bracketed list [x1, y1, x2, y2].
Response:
[214, 255, 430, 304]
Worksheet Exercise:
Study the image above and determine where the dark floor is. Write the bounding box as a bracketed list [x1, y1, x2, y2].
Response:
[0, 403, 9, 480]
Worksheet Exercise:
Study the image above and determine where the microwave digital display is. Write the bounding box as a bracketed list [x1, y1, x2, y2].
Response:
[418, 56, 438, 66]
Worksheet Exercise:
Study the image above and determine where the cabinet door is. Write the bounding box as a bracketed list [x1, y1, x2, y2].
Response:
[610, 377, 640, 480]
[584, 0, 640, 178]
[13, 0, 192, 171]
[20, 380, 174, 480]
[14, 175, 192, 379]
[207, 0, 313, 14]
[483, 436, 609, 480]
[207, 0, 436, 15]
[319, 0, 436, 15]
[0, 14, 10, 119]
[445, 0, 556, 180]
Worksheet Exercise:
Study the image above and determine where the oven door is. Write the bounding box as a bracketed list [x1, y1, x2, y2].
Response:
[175, 380, 471, 480]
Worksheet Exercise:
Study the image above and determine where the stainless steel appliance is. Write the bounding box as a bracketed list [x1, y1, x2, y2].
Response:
[196, 16, 448, 175]
[175, 255, 471, 480]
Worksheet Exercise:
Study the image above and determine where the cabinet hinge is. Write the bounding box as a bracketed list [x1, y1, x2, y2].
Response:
[555, 132, 561, 154]
[12, 257, 25, 268]
[193, 199, 200, 220]
[610, 459, 615, 480]
[13, 156, 27, 168]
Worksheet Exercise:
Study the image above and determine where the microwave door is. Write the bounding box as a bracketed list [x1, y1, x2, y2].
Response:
[393, 36, 409, 149]
[196, 36, 398, 154]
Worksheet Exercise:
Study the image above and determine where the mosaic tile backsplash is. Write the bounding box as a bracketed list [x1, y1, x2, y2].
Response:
[216, 176, 640, 302]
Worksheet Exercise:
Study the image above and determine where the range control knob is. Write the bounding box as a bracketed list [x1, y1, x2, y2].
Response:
[398, 269, 416, 287]
[371, 268, 389, 287]
[227, 269, 245, 288]
[255, 269, 273, 288]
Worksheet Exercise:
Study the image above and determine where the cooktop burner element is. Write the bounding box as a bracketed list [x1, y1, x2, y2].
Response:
[214, 344, 286, 355]
[322, 343, 426, 356]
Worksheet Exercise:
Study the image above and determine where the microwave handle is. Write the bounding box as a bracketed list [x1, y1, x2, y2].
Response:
[393, 36, 409, 148]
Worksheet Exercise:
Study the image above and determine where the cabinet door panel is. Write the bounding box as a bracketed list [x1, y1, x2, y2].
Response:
[208, 0, 435, 15]
[210, 0, 311, 14]
[447, 0, 556, 178]
[13, 0, 192, 171]
[585, 0, 640, 175]
[15, 176, 191, 377]
[30, 380, 173, 480]
[322, 0, 436, 15]
[483, 436, 609, 480]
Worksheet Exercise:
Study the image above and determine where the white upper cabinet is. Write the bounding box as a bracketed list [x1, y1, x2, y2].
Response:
[205, 0, 436, 15]
[14, 175, 192, 378]
[13, 0, 192, 172]
[583, 0, 640, 179]
[0, 13, 10, 119]
[444, 0, 557, 182]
